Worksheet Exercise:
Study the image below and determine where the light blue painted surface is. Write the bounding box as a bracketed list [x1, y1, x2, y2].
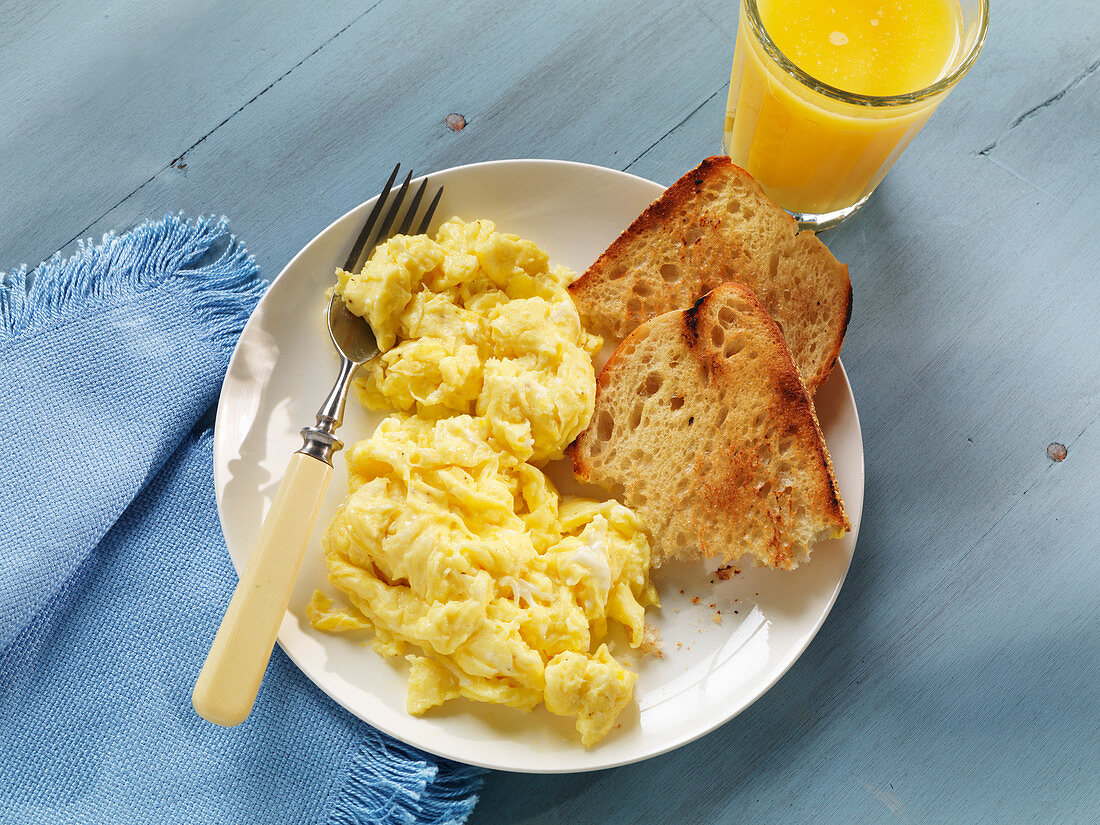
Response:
[2, 0, 1097, 821]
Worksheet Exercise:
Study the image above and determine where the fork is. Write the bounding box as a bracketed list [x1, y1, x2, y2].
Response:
[193, 164, 443, 727]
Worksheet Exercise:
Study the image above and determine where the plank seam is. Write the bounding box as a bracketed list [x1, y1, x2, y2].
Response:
[53, 2, 386, 256]
[623, 86, 724, 173]
[169, 2, 385, 168]
[977, 57, 1100, 156]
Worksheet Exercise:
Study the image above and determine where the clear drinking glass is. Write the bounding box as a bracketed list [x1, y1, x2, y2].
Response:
[722, 0, 989, 228]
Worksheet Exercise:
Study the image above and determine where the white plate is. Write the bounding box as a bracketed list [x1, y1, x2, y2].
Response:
[213, 159, 864, 773]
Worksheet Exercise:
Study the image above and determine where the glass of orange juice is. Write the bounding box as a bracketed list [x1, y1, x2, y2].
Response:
[723, 0, 989, 228]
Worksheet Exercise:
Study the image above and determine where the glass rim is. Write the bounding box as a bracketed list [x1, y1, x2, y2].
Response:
[742, 0, 990, 107]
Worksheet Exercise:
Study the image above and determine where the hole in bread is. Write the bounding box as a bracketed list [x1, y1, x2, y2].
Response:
[717, 306, 736, 327]
[640, 372, 663, 397]
[631, 448, 645, 461]
[715, 406, 729, 427]
[719, 264, 735, 281]
[609, 265, 628, 281]
[634, 493, 648, 506]
[596, 411, 614, 442]
[630, 402, 643, 429]
[626, 297, 641, 314]
[723, 334, 746, 358]
[768, 251, 780, 278]
[670, 395, 685, 411]
[634, 282, 654, 298]
[759, 480, 772, 499]
[742, 206, 755, 220]
[660, 263, 681, 283]
[589, 440, 603, 456]
[710, 325, 724, 347]
[685, 226, 704, 245]
[778, 436, 794, 454]
[725, 198, 740, 215]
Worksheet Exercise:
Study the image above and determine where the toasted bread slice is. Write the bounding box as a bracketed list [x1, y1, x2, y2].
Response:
[569, 156, 851, 393]
[568, 282, 849, 569]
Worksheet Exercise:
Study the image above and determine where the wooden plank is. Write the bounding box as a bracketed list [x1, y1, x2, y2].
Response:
[473, 420, 1099, 823]
[462, 1, 1100, 821]
[1, 0, 1097, 820]
[0, 0, 376, 269]
[2, 0, 735, 275]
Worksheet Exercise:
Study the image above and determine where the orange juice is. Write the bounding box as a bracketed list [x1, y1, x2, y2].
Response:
[723, 0, 967, 223]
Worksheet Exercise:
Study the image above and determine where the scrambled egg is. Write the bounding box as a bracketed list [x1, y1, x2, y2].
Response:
[337, 218, 601, 464]
[311, 218, 658, 746]
[310, 415, 657, 745]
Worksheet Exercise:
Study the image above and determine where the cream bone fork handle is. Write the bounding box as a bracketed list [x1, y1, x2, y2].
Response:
[192, 165, 443, 726]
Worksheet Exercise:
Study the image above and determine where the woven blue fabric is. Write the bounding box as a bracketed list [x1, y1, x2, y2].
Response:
[0, 216, 482, 823]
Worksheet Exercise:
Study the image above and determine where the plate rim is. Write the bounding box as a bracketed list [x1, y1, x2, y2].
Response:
[212, 157, 864, 773]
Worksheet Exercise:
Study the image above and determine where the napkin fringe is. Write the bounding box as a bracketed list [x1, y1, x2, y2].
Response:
[0, 214, 264, 351]
[326, 728, 484, 825]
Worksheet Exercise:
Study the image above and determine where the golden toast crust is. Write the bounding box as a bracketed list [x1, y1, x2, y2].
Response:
[568, 282, 849, 569]
[569, 156, 852, 393]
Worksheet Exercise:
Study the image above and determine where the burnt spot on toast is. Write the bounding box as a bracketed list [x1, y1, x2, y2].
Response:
[681, 293, 707, 348]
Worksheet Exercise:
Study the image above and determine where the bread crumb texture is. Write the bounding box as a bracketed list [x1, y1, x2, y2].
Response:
[569, 282, 849, 569]
[569, 156, 851, 393]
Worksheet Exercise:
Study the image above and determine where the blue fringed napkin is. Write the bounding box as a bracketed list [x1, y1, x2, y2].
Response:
[0, 216, 482, 823]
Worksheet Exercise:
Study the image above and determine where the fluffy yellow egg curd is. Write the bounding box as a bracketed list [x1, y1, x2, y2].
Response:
[310, 219, 659, 746]
[337, 217, 601, 464]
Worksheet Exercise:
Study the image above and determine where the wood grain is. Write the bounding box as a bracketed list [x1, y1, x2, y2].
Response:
[2, 0, 1097, 821]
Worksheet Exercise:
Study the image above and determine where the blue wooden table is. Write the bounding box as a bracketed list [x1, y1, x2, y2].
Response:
[4, 0, 1097, 821]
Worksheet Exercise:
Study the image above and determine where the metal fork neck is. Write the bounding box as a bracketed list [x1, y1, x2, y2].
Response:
[297, 356, 359, 465]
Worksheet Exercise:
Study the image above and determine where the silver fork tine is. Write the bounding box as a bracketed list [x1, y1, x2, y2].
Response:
[345, 167, 441, 277]
[343, 163, 400, 272]
[349, 170, 411, 275]
[397, 178, 429, 236]
[373, 171, 412, 241]
[417, 185, 444, 234]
